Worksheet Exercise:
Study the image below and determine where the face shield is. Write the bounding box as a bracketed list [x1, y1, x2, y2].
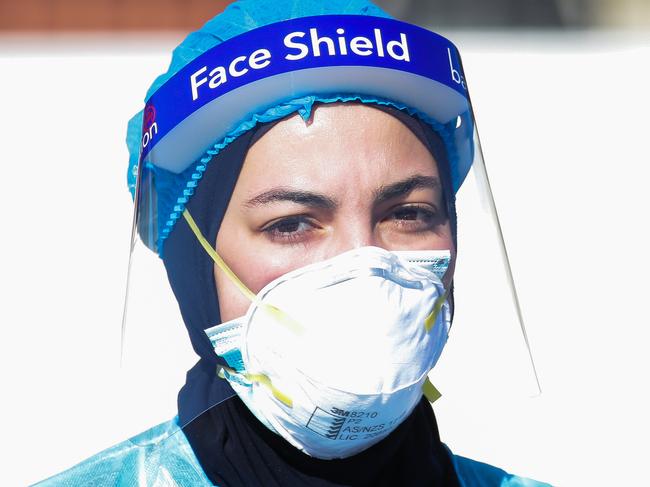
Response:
[121, 14, 541, 454]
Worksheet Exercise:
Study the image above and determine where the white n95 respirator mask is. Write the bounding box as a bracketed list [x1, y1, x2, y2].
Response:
[186, 209, 453, 459]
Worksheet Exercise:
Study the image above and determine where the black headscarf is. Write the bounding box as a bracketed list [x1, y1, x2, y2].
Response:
[162, 104, 459, 486]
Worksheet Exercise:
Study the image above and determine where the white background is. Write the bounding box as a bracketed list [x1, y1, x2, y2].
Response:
[1, 31, 649, 486]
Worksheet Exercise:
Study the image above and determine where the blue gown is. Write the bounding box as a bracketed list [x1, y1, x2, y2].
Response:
[34, 417, 552, 487]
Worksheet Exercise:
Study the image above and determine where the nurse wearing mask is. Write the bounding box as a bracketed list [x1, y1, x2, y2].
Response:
[36, 0, 549, 485]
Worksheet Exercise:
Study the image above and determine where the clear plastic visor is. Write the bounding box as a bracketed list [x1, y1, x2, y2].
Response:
[121, 122, 541, 440]
[121, 14, 540, 449]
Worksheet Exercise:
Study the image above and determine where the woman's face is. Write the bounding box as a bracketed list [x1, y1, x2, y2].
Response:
[215, 104, 454, 322]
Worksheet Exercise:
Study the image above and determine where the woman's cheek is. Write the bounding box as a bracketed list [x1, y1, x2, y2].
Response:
[214, 255, 296, 322]
[214, 267, 251, 322]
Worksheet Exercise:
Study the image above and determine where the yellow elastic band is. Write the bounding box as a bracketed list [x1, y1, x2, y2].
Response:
[245, 372, 294, 408]
[183, 209, 257, 302]
[183, 209, 303, 335]
[424, 291, 448, 332]
[258, 304, 304, 335]
[422, 377, 442, 403]
[218, 364, 293, 408]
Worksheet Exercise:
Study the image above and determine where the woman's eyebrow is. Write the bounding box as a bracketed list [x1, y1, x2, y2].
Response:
[244, 188, 339, 209]
[374, 175, 441, 205]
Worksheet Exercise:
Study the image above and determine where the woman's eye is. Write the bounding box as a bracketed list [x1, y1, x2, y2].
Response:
[262, 216, 317, 243]
[393, 207, 423, 221]
[384, 205, 441, 231]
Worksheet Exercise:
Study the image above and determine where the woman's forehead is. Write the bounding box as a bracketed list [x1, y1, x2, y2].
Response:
[237, 104, 441, 196]
[252, 103, 425, 145]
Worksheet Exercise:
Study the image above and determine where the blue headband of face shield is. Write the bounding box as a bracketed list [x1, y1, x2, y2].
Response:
[126, 10, 475, 256]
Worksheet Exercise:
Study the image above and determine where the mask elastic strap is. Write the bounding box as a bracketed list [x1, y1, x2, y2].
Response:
[424, 290, 449, 332]
[183, 209, 256, 301]
[184, 209, 298, 407]
[423, 377, 442, 403]
[183, 209, 304, 335]
[218, 364, 293, 408]
[422, 290, 449, 403]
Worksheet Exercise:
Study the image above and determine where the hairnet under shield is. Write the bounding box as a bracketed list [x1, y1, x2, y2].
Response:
[121, 15, 541, 436]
